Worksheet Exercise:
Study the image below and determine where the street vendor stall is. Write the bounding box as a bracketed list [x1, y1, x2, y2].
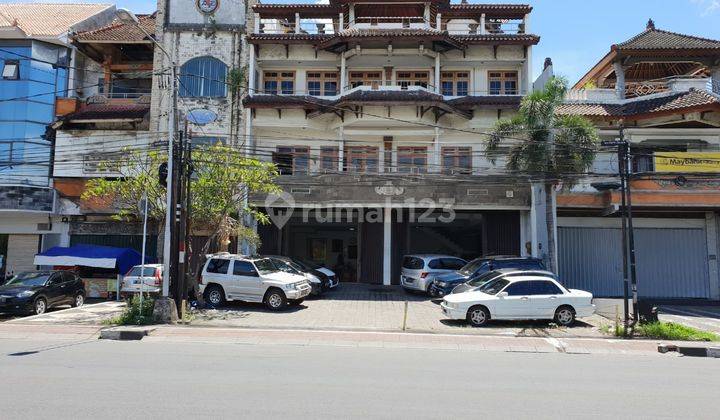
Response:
[33, 244, 154, 298]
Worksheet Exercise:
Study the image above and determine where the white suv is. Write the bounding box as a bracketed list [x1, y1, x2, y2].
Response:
[199, 254, 311, 311]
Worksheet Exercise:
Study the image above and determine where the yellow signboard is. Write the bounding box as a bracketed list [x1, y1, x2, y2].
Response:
[654, 152, 720, 173]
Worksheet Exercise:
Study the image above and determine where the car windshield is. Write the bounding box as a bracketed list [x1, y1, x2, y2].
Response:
[476, 278, 510, 295]
[254, 259, 279, 275]
[274, 259, 302, 274]
[126, 267, 156, 277]
[459, 259, 487, 276]
[298, 259, 320, 270]
[6, 272, 51, 287]
[466, 271, 503, 287]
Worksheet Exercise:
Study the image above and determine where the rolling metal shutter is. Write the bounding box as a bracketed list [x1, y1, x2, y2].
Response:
[559, 226, 710, 299]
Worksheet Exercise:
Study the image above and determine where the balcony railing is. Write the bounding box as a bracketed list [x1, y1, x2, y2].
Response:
[258, 19, 335, 34]
[446, 19, 526, 35]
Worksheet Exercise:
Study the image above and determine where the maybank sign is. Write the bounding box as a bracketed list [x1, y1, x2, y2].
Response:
[654, 152, 720, 173]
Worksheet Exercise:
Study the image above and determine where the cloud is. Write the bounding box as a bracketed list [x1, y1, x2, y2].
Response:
[691, 0, 720, 15]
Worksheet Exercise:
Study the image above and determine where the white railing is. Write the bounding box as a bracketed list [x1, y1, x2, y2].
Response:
[565, 88, 618, 102]
[258, 19, 335, 34]
[447, 19, 525, 35]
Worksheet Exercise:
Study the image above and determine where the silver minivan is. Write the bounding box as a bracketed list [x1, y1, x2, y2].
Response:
[400, 255, 467, 293]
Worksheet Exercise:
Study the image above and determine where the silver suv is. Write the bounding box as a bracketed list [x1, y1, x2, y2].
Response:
[199, 254, 311, 310]
[400, 254, 467, 293]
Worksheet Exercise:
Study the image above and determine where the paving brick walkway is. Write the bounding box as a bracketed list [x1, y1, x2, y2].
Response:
[190, 283, 609, 338]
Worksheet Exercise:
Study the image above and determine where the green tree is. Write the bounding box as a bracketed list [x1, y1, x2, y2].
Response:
[487, 77, 599, 271]
[82, 142, 280, 275]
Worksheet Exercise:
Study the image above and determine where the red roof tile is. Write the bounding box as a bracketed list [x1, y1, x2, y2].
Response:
[64, 104, 150, 121]
[557, 89, 720, 118]
[74, 13, 155, 43]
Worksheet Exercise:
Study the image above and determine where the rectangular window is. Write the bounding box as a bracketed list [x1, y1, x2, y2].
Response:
[396, 71, 429, 89]
[2, 60, 19, 80]
[275, 146, 310, 175]
[307, 72, 338, 96]
[349, 71, 382, 89]
[441, 72, 470, 96]
[441, 147, 472, 174]
[397, 146, 427, 174]
[488, 71, 518, 95]
[319, 146, 338, 172]
[344, 146, 379, 173]
[206, 259, 230, 274]
[264, 71, 295, 94]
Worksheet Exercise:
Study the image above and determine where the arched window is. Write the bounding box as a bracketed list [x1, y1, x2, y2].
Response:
[179, 56, 227, 98]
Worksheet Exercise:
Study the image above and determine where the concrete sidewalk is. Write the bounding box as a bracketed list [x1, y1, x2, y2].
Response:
[4, 301, 125, 325]
[0, 322, 692, 357]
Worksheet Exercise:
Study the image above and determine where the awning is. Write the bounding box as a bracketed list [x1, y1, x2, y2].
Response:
[33, 244, 154, 275]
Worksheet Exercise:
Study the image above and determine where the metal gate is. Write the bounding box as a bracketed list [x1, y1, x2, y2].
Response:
[558, 226, 710, 299]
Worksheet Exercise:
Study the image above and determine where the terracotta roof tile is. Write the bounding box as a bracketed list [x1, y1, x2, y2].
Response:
[448, 95, 522, 109]
[0, 3, 112, 38]
[616, 28, 720, 50]
[247, 33, 332, 43]
[557, 89, 720, 118]
[454, 34, 539, 45]
[65, 104, 150, 121]
[75, 14, 155, 43]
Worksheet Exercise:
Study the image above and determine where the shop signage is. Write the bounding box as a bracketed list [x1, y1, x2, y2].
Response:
[654, 152, 720, 173]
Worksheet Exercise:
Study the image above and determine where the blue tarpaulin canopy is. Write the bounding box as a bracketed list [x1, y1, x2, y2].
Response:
[33, 244, 154, 275]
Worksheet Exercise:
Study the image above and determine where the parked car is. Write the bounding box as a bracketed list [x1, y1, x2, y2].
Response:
[120, 264, 164, 296]
[265, 256, 330, 296]
[450, 269, 556, 295]
[0, 271, 85, 315]
[440, 274, 594, 327]
[296, 259, 339, 289]
[429, 256, 547, 297]
[199, 254, 311, 310]
[400, 255, 467, 293]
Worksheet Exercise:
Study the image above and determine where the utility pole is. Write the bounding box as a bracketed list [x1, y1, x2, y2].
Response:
[602, 123, 639, 332]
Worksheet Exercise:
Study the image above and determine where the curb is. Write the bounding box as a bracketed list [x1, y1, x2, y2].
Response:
[658, 344, 720, 358]
[99, 327, 155, 341]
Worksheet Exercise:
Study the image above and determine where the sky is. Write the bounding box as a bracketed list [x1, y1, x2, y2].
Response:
[13, 0, 720, 83]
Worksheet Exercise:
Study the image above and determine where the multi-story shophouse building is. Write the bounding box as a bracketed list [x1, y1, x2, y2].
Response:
[0, 3, 115, 277]
[556, 20, 720, 301]
[245, 1, 543, 285]
[50, 12, 159, 257]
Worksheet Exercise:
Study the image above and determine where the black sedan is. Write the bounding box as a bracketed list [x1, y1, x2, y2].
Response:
[0, 271, 86, 315]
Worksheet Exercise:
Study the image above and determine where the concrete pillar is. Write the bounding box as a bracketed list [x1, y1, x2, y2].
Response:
[424, 3, 430, 28]
[340, 53, 347, 93]
[254, 13, 260, 33]
[707, 212, 720, 300]
[434, 54, 441, 93]
[480, 13, 486, 35]
[339, 12, 344, 31]
[349, 4, 355, 25]
[614, 61, 626, 100]
[522, 45, 531, 95]
[523, 13, 530, 34]
[337, 127, 344, 171]
[295, 13, 301, 34]
[433, 127, 441, 172]
[436, 12, 442, 30]
[383, 206, 392, 286]
[248, 44, 256, 95]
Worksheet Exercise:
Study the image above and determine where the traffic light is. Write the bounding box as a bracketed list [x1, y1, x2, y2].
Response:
[158, 162, 168, 187]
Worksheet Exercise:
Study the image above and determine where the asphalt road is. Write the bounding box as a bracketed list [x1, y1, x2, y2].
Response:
[0, 337, 717, 419]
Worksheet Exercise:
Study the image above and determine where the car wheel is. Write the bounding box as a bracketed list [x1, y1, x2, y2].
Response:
[204, 285, 225, 307]
[264, 289, 287, 311]
[290, 298, 305, 306]
[33, 297, 47, 315]
[554, 306, 576, 326]
[467, 305, 490, 327]
[71, 293, 84, 308]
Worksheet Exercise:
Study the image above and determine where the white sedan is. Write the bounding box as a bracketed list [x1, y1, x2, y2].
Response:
[440, 275, 594, 327]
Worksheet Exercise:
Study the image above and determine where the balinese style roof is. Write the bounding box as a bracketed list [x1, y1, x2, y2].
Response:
[445, 3, 531, 19]
[454, 33, 539, 45]
[557, 89, 720, 119]
[0, 3, 112, 38]
[316, 27, 466, 51]
[63, 103, 150, 122]
[243, 95, 330, 109]
[74, 13, 156, 43]
[448, 95, 523, 109]
[574, 20, 720, 89]
[616, 26, 720, 51]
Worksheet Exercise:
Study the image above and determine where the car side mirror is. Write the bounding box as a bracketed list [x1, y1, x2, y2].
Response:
[497, 292, 508, 298]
